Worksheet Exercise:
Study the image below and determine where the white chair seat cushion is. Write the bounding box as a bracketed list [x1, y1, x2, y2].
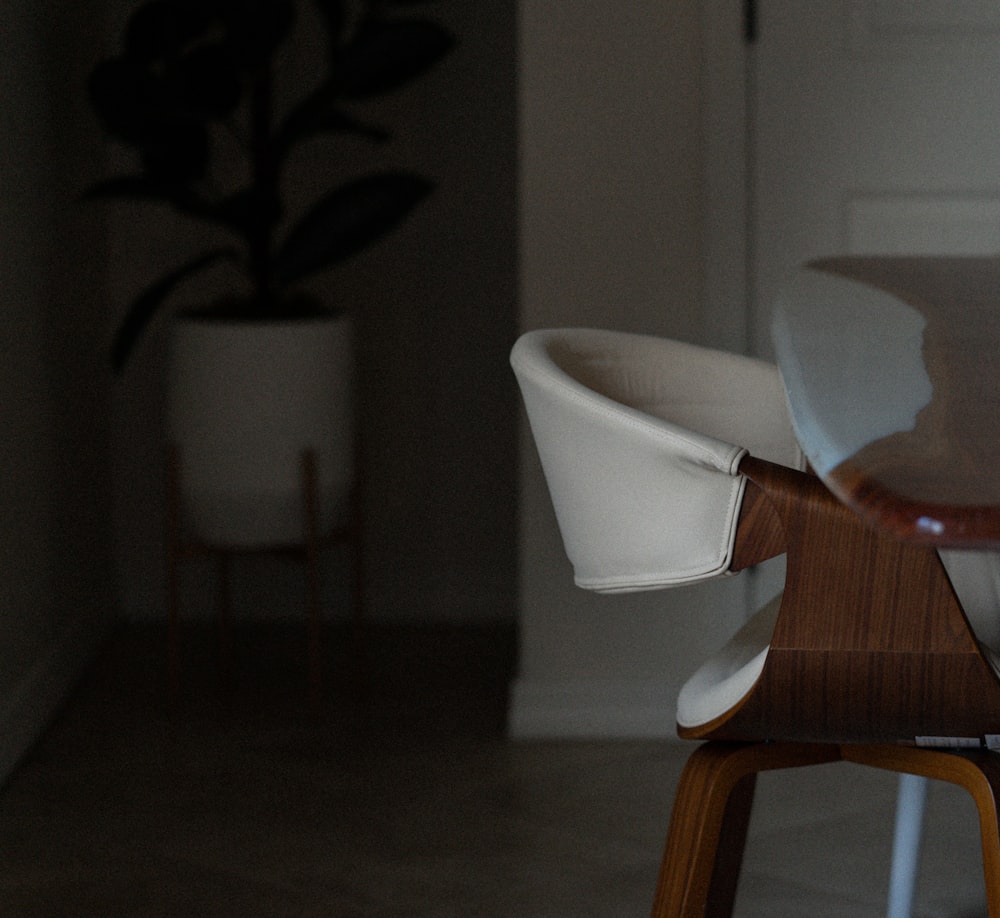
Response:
[676, 593, 782, 730]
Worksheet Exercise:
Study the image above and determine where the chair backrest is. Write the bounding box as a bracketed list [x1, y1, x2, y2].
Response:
[511, 328, 804, 593]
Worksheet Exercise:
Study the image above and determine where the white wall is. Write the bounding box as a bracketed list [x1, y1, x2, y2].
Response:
[513, 0, 752, 737]
[0, 0, 115, 781]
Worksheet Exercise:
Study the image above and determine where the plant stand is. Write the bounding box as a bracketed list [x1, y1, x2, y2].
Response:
[165, 444, 365, 712]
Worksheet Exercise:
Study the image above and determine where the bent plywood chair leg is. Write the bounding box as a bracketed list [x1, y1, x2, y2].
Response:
[975, 768, 1000, 918]
[843, 744, 1000, 917]
[702, 770, 756, 918]
[651, 742, 841, 918]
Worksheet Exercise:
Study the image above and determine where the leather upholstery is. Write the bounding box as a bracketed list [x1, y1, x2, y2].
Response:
[511, 328, 803, 593]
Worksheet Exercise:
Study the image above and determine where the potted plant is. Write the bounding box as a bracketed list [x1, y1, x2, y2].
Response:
[87, 0, 453, 545]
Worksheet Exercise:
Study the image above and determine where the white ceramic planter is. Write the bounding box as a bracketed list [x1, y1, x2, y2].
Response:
[166, 313, 355, 546]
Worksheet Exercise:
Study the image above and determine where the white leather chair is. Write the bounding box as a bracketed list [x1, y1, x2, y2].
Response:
[511, 328, 1000, 917]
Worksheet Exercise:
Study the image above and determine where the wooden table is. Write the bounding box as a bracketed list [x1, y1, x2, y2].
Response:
[772, 255, 1000, 547]
[654, 258, 1000, 917]
[765, 257, 1000, 918]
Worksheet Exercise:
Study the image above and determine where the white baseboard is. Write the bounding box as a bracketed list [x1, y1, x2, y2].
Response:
[0, 616, 109, 786]
[507, 675, 685, 740]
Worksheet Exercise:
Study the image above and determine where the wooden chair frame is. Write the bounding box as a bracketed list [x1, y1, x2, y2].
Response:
[652, 455, 1000, 917]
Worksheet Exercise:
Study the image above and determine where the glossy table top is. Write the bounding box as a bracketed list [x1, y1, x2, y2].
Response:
[772, 256, 1000, 547]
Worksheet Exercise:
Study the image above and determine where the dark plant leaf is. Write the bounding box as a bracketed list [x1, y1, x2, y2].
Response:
[83, 175, 264, 236]
[111, 247, 240, 372]
[216, 0, 295, 70]
[138, 119, 210, 182]
[166, 43, 243, 118]
[273, 172, 433, 287]
[209, 188, 283, 238]
[91, 0, 452, 365]
[125, 0, 216, 60]
[83, 175, 175, 202]
[338, 19, 454, 98]
[276, 81, 391, 152]
[311, 0, 346, 43]
[88, 57, 161, 145]
[83, 174, 202, 209]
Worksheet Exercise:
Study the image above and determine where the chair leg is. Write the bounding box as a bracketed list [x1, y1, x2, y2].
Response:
[974, 768, 1000, 918]
[703, 771, 756, 918]
[843, 744, 1000, 918]
[886, 773, 928, 918]
[650, 741, 841, 918]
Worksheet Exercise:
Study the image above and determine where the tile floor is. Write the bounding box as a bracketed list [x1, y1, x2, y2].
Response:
[0, 623, 990, 916]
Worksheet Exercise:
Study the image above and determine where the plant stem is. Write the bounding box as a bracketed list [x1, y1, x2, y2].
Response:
[249, 62, 277, 312]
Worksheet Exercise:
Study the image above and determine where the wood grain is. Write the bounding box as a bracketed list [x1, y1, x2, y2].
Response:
[655, 439, 1000, 914]
[683, 455, 1000, 744]
[651, 741, 1000, 917]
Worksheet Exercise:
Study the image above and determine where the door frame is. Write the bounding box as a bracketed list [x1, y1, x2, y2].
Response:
[701, 1, 752, 354]
[701, 1, 792, 613]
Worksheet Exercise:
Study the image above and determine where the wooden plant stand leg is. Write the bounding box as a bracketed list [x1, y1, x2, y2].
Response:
[302, 449, 323, 708]
[301, 449, 368, 702]
[348, 481, 367, 694]
[650, 741, 842, 918]
[166, 445, 362, 712]
[843, 744, 1000, 917]
[216, 550, 233, 696]
[165, 444, 183, 714]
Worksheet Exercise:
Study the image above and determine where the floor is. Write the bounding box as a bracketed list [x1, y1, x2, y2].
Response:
[0, 622, 990, 917]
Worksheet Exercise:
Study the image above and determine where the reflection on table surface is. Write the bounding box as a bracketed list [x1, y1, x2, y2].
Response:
[772, 256, 1000, 546]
